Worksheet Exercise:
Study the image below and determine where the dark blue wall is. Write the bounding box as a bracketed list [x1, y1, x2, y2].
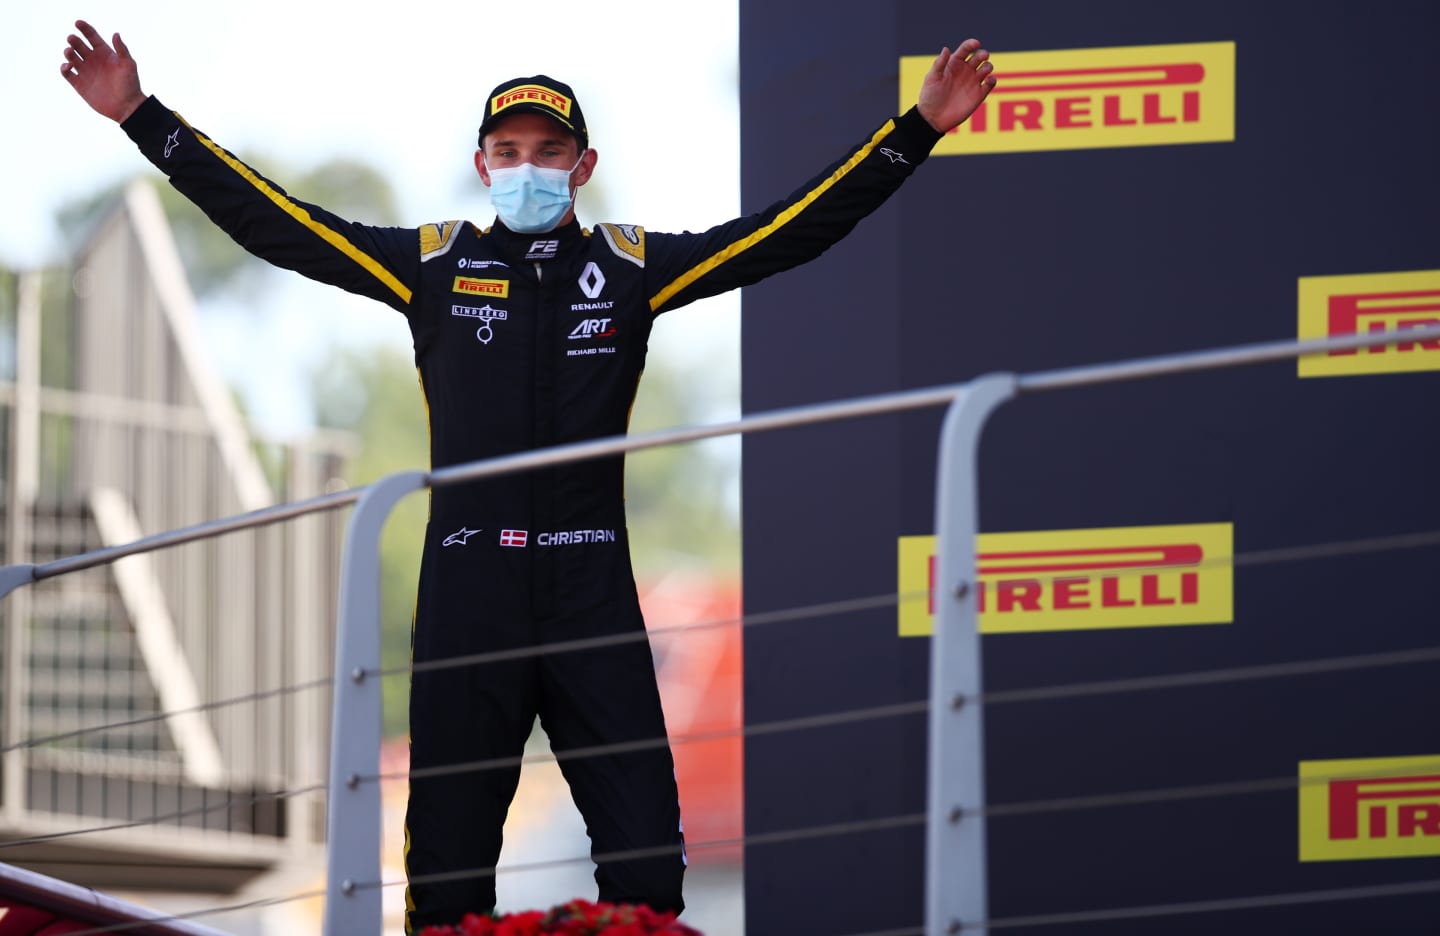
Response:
[740, 2, 1440, 933]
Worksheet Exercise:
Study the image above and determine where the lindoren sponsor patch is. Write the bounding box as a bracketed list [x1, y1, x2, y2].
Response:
[898, 522, 1233, 635]
[1299, 754, 1440, 861]
[1297, 269, 1440, 378]
[900, 41, 1235, 156]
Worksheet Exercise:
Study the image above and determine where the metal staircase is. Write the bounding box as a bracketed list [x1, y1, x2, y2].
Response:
[0, 182, 352, 899]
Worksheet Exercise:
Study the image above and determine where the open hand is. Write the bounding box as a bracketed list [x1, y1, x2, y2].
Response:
[61, 19, 146, 123]
[917, 38, 997, 133]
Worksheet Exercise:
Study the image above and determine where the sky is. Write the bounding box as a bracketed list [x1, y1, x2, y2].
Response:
[2, 3, 740, 438]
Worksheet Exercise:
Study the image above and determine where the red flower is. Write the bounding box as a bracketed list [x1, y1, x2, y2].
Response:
[420, 899, 701, 935]
[496, 910, 548, 936]
[459, 913, 499, 935]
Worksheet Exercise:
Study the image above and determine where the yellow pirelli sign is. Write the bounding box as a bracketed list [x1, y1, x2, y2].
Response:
[901, 41, 1236, 156]
[898, 522, 1233, 636]
[1299, 755, 1440, 862]
[1298, 269, 1440, 378]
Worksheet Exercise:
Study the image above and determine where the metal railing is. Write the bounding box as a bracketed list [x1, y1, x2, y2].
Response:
[0, 321, 1435, 935]
[0, 862, 232, 936]
[323, 321, 1440, 935]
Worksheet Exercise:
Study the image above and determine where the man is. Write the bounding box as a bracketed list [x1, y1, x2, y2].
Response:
[60, 18, 996, 932]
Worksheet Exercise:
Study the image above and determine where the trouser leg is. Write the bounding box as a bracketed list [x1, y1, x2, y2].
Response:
[403, 538, 537, 933]
[538, 626, 686, 913]
[404, 654, 537, 932]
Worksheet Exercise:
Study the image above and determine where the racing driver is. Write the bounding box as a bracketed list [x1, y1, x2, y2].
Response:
[60, 17, 997, 932]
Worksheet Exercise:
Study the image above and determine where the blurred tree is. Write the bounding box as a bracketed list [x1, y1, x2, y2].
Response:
[0, 268, 14, 381]
[55, 155, 401, 299]
[312, 344, 429, 737]
[626, 363, 741, 577]
[0, 264, 89, 501]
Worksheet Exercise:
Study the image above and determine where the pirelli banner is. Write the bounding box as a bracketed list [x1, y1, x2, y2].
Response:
[739, 2, 1440, 934]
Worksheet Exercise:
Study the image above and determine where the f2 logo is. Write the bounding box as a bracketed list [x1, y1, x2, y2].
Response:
[525, 240, 560, 261]
[579, 261, 606, 299]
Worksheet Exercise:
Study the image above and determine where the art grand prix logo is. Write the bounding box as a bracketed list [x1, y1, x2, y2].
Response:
[1297, 270, 1440, 378]
[1299, 754, 1440, 861]
[897, 522, 1233, 636]
[899, 41, 1235, 156]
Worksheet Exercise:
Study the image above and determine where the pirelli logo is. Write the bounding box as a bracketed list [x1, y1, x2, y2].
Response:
[1299, 755, 1440, 862]
[900, 41, 1235, 155]
[898, 522, 1233, 636]
[1298, 270, 1440, 378]
[453, 277, 509, 298]
[492, 85, 573, 118]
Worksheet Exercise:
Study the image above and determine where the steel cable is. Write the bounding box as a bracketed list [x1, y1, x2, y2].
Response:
[375, 700, 931, 784]
[7, 525, 1433, 760]
[8, 525, 1434, 860]
[339, 761, 1438, 905]
[86, 765, 1432, 936]
[52, 888, 329, 936]
[975, 878, 1440, 931]
[0, 783, 326, 850]
[375, 524, 1440, 682]
[354, 814, 928, 893]
[364, 638, 1440, 787]
[383, 590, 903, 680]
[836, 878, 1440, 934]
[10, 629, 1433, 863]
[0, 678, 333, 755]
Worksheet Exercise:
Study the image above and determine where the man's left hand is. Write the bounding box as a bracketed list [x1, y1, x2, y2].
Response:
[917, 38, 997, 133]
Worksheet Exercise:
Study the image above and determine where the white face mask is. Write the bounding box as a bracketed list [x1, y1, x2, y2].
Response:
[486, 153, 585, 234]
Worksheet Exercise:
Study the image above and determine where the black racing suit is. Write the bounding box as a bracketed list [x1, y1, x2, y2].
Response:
[121, 94, 942, 930]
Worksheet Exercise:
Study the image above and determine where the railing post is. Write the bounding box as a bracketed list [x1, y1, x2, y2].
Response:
[324, 470, 428, 936]
[927, 373, 1017, 936]
[3, 271, 41, 827]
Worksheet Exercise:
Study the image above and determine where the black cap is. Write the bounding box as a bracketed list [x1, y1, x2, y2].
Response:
[477, 75, 589, 150]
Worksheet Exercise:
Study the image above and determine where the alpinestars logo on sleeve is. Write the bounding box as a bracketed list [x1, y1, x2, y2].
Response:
[443, 527, 482, 546]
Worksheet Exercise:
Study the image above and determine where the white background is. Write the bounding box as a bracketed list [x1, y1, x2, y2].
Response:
[3, 2, 741, 436]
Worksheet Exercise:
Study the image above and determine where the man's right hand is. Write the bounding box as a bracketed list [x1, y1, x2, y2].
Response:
[61, 20, 146, 124]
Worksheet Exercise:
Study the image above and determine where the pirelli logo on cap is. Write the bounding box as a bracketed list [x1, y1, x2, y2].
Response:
[453, 277, 510, 298]
[898, 522, 1233, 636]
[492, 85, 573, 118]
[1299, 755, 1440, 862]
[1298, 270, 1440, 378]
[900, 41, 1235, 156]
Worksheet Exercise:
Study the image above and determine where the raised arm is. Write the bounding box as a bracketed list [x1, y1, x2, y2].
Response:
[61, 19, 146, 124]
[916, 37, 997, 133]
[58, 19, 422, 316]
[644, 39, 999, 314]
